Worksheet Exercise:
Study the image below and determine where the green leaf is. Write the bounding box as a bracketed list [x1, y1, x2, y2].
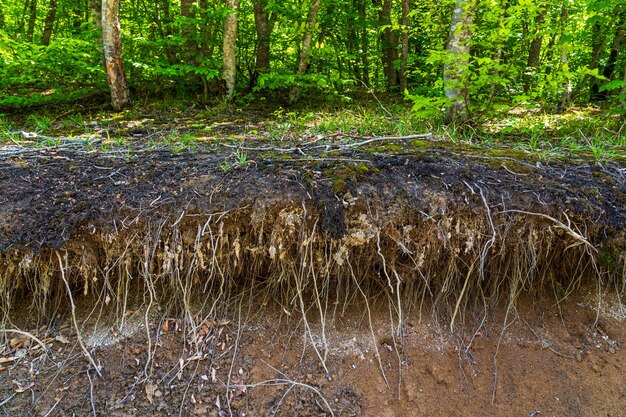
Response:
[599, 80, 626, 92]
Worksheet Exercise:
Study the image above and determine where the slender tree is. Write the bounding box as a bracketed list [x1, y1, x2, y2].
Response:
[559, 5, 571, 111]
[88, 0, 102, 29]
[41, 0, 57, 45]
[357, 0, 369, 85]
[26, 0, 37, 42]
[595, 9, 626, 100]
[379, 0, 399, 88]
[289, 0, 322, 103]
[222, 0, 240, 99]
[444, 0, 474, 123]
[399, 0, 409, 91]
[251, 0, 275, 87]
[0, 1, 5, 30]
[102, 0, 130, 110]
[524, 5, 545, 92]
[181, 0, 196, 55]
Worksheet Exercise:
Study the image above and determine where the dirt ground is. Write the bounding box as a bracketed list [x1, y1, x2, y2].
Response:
[1, 288, 624, 417]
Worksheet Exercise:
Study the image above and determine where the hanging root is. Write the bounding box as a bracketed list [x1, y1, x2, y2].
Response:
[0, 193, 622, 342]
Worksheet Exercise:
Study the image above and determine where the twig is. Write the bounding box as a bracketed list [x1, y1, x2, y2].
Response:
[337, 133, 433, 148]
[55, 251, 102, 378]
[0, 394, 16, 407]
[42, 396, 63, 417]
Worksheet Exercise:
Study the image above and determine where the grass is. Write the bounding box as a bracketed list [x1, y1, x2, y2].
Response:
[1, 97, 624, 161]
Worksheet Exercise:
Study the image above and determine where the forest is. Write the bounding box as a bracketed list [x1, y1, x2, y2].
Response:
[0, 0, 625, 122]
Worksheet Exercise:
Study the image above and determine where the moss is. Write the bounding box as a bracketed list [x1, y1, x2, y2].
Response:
[371, 143, 403, 153]
[410, 139, 432, 149]
[597, 247, 623, 271]
[355, 164, 369, 174]
[332, 179, 347, 194]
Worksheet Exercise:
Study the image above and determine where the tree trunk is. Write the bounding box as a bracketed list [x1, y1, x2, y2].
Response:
[18, 0, 29, 36]
[595, 11, 626, 100]
[620, 68, 626, 118]
[289, 0, 322, 103]
[251, 0, 274, 87]
[26, 0, 37, 43]
[0, 1, 5, 30]
[222, 0, 240, 99]
[102, 0, 130, 110]
[357, 0, 369, 85]
[399, 0, 409, 92]
[444, 0, 473, 124]
[585, 21, 607, 98]
[558, 6, 571, 111]
[88, 0, 102, 29]
[347, 0, 358, 80]
[181, 0, 196, 55]
[524, 9, 544, 92]
[380, 0, 399, 89]
[41, 0, 57, 46]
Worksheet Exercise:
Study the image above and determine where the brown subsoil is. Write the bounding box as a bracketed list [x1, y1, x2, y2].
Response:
[0, 138, 625, 415]
[1, 290, 625, 417]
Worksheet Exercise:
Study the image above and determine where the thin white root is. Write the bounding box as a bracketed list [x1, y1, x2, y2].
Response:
[56, 251, 102, 378]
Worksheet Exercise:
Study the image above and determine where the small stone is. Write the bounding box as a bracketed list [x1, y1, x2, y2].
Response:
[154, 390, 163, 398]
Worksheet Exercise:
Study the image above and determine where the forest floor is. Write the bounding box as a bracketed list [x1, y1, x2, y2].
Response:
[0, 98, 625, 416]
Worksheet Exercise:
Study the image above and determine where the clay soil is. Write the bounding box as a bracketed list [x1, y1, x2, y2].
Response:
[0, 290, 625, 417]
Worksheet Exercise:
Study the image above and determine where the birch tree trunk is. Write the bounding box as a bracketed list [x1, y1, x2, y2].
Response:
[222, 0, 240, 99]
[444, 0, 473, 124]
[289, 0, 322, 104]
[41, 0, 57, 46]
[102, 0, 130, 110]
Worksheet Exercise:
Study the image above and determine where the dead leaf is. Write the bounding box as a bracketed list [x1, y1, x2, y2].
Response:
[13, 380, 34, 393]
[145, 383, 156, 404]
[55, 335, 70, 344]
[163, 320, 169, 333]
[0, 357, 16, 364]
